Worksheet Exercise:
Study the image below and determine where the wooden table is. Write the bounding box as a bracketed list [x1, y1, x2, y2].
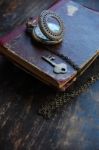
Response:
[0, 0, 99, 149]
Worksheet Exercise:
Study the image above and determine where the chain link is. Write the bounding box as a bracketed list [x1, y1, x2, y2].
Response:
[44, 46, 80, 71]
[38, 73, 99, 119]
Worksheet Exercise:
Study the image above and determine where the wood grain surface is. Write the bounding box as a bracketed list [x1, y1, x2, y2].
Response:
[0, 0, 99, 150]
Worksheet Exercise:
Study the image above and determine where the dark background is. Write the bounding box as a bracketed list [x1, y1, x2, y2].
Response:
[0, 0, 99, 150]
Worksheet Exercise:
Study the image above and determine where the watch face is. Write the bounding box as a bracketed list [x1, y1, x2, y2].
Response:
[34, 23, 60, 41]
[47, 22, 60, 34]
[39, 10, 64, 41]
[34, 25, 48, 41]
[32, 24, 62, 45]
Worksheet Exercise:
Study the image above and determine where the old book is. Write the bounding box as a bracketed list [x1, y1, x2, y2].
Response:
[0, 0, 99, 91]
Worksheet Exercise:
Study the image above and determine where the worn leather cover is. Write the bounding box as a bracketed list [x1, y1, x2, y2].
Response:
[0, 0, 99, 91]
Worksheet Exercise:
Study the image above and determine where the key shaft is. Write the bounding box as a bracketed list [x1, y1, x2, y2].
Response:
[42, 56, 57, 66]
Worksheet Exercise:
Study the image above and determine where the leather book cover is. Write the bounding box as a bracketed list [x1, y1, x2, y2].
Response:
[0, 0, 99, 91]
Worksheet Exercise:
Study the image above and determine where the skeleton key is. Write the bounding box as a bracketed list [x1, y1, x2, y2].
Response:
[42, 56, 67, 74]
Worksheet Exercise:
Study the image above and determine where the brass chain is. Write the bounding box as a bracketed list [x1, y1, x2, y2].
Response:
[38, 73, 99, 119]
[44, 46, 80, 71]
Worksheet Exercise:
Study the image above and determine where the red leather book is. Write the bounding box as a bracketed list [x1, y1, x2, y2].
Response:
[0, 0, 99, 91]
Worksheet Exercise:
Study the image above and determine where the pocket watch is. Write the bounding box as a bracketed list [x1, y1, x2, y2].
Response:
[26, 10, 64, 45]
